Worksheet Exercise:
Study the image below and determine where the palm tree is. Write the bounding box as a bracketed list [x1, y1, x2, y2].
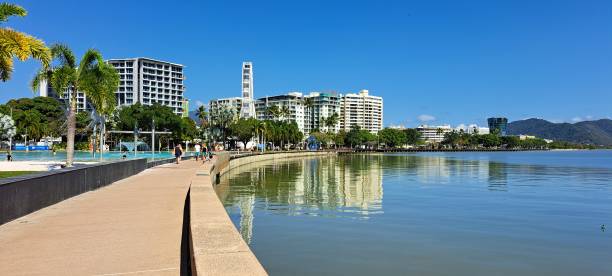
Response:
[325, 112, 339, 132]
[32, 45, 117, 167]
[195, 105, 208, 128]
[0, 3, 51, 81]
[254, 120, 266, 152]
[81, 56, 118, 156]
[302, 97, 314, 132]
[267, 105, 280, 120]
[280, 105, 290, 121]
[17, 109, 42, 145]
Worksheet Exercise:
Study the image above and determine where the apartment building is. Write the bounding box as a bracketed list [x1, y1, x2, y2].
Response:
[107, 58, 186, 116]
[209, 97, 243, 123]
[303, 92, 341, 134]
[340, 90, 383, 133]
[255, 93, 305, 133]
[39, 80, 90, 112]
[416, 125, 453, 143]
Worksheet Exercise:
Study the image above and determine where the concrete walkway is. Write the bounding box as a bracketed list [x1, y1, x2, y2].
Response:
[0, 159, 203, 276]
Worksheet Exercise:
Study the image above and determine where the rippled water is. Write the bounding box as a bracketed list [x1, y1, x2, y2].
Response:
[216, 151, 612, 275]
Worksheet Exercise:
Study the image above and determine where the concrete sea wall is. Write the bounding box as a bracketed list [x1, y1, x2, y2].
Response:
[188, 151, 336, 275]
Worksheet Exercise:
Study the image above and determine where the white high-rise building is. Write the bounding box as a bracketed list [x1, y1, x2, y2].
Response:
[208, 97, 243, 123]
[240, 62, 255, 119]
[340, 90, 383, 133]
[255, 93, 305, 133]
[107, 58, 186, 116]
[303, 92, 341, 135]
[416, 125, 453, 143]
[40, 57, 187, 116]
[39, 79, 90, 112]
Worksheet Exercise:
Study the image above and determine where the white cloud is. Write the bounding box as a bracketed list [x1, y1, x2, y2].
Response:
[571, 117, 583, 122]
[417, 114, 436, 122]
[195, 100, 204, 107]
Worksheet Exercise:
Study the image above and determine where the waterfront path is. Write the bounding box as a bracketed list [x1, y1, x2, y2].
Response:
[0, 159, 203, 275]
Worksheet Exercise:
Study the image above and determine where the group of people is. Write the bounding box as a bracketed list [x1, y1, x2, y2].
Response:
[173, 143, 213, 164]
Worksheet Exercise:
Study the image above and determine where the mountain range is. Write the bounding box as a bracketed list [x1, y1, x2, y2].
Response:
[507, 118, 612, 146]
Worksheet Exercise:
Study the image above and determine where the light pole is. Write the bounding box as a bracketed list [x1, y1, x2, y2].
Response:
[9, 107, 13, 155]
[151, 118, 155, 155]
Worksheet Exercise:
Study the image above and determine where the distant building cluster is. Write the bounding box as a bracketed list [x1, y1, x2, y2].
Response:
[209, 62, 384, 135]
[40, 57, 189, 117]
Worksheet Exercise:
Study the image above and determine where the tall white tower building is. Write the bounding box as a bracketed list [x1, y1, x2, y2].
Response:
[240, 62, 256, 118]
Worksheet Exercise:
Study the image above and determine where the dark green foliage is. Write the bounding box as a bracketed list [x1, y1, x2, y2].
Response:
[346, 125, 377, 147]
[264, 120, 303, 149]
[0, 96, 64, 139]
[403, 128, 422, 145]
[378, 128, 406, 148]
[229, 118, 258, 146]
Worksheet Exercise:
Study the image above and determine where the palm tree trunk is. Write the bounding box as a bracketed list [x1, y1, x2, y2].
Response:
[66, 97, 76, 167]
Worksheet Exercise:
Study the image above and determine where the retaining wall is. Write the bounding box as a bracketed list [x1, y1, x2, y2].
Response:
[0, 155, 197, 225]
[188, 151, 336, 275]
[0, 158, 148, 225]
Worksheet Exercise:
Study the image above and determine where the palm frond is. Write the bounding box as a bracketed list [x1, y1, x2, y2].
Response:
[50, 43, 76, 68]
[0, 28, 51, 81]
[30, 67, 52, 92]
[0, 54, 12, 81]
[0, 3, 26, 23]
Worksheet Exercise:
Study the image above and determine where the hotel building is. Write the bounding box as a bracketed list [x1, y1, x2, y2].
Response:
[40, 57, 187, 116]
[107, 58, 186, 116]
[416, 125, 453, 143]
[208, 97, 243, 123]
[304, 92, 342, 134]
[255, 93, 306, 133]
[340, 90, 383, 133]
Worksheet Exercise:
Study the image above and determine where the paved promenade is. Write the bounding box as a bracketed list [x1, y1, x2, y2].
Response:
[0, 159, 204, 275]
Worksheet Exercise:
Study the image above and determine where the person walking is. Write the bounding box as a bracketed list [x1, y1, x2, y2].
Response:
[174, 144, 183, 164]
[202, 144, 209, 163]
[194, 143, 201, 161]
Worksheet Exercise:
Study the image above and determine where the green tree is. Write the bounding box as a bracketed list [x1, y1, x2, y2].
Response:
[195, 105, 208, 127]
[403, 128, 422, 145]
[442, 131, 461, 148]
[15, 109, 42, 142]
[378, 128, 406, 148]
[229, 118, 257, 149]
[324, 112, 339, 132]
[479, 133, 501, 148]
[334, 130, 346, 147]
[32, 45, 116, 167]
[0, 2, 51, 81]
[310, 131, 331, 148]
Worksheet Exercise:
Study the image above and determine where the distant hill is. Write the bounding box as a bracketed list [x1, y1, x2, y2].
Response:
[508, 118, 612, 146]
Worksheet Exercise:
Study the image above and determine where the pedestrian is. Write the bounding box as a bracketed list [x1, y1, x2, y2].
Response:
[174, 144, 183, 164]
[194, 143, 201, 161]
[202, 144, 208, 163]
[6, 152, 12, 161]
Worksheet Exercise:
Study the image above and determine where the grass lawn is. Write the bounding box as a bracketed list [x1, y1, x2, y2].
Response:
[0, 171, 37, 179]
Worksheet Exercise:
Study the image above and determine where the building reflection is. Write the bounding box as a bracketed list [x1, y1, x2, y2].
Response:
[218, 154, 612, 243]
[217, 155, 384, 243]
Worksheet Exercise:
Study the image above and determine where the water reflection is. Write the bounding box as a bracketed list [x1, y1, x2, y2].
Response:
[216, 153, 612, 275]
[218, 154, 612, 244]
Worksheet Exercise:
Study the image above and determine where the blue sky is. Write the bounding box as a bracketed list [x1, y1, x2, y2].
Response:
[1, 0, 611, 127]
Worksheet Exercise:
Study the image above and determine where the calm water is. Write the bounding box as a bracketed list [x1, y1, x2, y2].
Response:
[216, 151, 612, 276]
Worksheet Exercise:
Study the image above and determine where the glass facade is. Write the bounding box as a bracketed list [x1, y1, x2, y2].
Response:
[487, 117, 508, 136]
